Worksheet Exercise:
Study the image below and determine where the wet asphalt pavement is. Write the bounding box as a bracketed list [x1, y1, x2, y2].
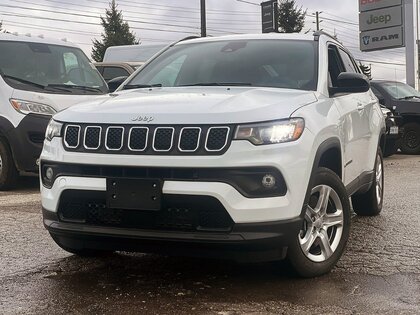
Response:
[0, 155, 419, 314]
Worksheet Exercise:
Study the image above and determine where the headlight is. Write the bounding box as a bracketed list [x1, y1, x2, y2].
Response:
[10, 99, 57, 116]
[234, 118, 305, 145]
[45, 120, 63, 141]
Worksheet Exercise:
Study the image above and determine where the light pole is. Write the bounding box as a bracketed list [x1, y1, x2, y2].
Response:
[201, 0, 206, 37]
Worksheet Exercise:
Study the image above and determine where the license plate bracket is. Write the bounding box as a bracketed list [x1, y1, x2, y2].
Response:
[106, 178, 162, 211]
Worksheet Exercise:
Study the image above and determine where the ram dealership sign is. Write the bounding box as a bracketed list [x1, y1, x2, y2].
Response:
[359, 0, 405, 51]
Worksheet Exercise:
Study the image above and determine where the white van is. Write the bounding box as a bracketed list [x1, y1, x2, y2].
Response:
[103, 44, 167, 64]
[0, 33, 108, 190]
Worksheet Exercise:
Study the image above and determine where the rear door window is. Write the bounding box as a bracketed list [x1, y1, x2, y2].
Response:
[102, 67, 130, 81]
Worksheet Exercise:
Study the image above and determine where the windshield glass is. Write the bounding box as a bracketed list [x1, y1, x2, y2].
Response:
[381, 82, 420, 99]
[0, 40, 107, 94]
[127, 39, 318, 91]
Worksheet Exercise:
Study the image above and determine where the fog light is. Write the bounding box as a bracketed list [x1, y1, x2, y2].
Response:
[45, 167, 54, 180]
[262, 174, 276, 188]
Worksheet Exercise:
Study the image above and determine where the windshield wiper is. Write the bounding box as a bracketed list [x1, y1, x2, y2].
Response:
[399, 95, 420, 100]
[123, 84, 163, 90]
[179, 82, 253, 87]
[3, 75, 46, 90]
[47, 84, 103, 93]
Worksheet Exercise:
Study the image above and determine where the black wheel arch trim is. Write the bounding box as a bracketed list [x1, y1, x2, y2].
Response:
[300, 137, 342, 217]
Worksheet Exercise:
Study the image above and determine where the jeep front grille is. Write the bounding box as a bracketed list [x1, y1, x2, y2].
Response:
[62, 124, 232, 155]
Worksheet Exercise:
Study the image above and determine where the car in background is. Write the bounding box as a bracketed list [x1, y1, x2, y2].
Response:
[0, 33, 108, 190]
[371, 80, 420, 154]
[379, 105, 402, 157]
[94, 62, 140, 83]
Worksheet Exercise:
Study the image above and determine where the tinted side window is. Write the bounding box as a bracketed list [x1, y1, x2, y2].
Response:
[102, 67, 130, 81]
[328, 46, 344, 88]
[338, 49, 357, 73]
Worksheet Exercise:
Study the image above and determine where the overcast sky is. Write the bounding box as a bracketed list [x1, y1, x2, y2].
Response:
[0, 0, 407, 81]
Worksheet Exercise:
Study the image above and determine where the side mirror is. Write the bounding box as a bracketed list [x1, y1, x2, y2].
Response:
[107, 76, 128, 93]
[330, 73, 370, 95]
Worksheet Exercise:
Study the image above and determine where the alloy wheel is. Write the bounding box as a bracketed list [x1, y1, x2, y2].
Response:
[299, 185, 344, 263]
[375, 154, 383, 206]
[404, 131, 420, 149]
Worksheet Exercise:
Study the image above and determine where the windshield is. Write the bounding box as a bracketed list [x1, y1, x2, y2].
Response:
[0, 40, 107, 94]
[126, 39, 318, 91]
[380, 82, 420, 99]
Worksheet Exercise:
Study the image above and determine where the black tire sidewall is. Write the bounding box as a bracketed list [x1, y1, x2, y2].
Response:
[287, 168, 351, 278]
[352, 149, 384, 216]
[401, 123, 420, 154]
[0, 138, 18, 190]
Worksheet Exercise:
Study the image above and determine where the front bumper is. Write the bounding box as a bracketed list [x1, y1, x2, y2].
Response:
[44, 207, 302, 262]
[7, 114, 50, 172]
[41, 131, 314, 260]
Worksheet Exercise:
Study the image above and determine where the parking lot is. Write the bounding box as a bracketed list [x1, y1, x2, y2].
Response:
[0, 154, 419, 315]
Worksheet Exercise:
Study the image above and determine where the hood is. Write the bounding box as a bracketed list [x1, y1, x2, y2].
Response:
[391, 98, 420, 115]
[54, 87, 317, 124]
[11, 89, 109, 112]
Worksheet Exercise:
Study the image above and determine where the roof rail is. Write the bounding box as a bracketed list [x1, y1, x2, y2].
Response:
[313, 30, 338, 41]
[170, 36, 201, 47]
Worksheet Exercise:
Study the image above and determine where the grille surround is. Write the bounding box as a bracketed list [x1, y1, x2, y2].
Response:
[105, 127, 124, 151]
[84, 126, 102, 150]
[64, 125, 80, 149]
[128, 127, 149, 152]
[63, 124, 233, 155]
[152, 127, 175, 152]
[205, 127, 230, 152]
[178, 127, 201, 152]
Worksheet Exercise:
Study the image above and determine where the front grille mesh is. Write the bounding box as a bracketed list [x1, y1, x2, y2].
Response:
[206, 128, 229, 151]
[64, 126, 80, 148]
[84, 127, 101, 149]
[179, 128, 200, 152]
[153, 128, 174, 151]
[129, 128, 148, 151]
[106, 127, 123, 150]
[63, 124, 231, 155]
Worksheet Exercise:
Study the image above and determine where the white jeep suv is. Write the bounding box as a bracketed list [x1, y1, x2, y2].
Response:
[40, 33, 386, 277]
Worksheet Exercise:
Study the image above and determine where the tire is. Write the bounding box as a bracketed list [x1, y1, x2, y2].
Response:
[383, 139, 397, 157]
[287, 168, 351, 278]
[400, 122, 420, 155]
[50, 234, 113, 257]
[352, 149, 384, 216]
[0, 137, 19, 191]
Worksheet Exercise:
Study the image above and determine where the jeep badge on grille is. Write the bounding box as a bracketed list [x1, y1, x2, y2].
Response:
[132, 116, 154, 123]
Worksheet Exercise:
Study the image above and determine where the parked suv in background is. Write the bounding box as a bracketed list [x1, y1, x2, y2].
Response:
[0, 33, 108, 190]
[41, 33, 385, 277]
[371, 80, 420, 154]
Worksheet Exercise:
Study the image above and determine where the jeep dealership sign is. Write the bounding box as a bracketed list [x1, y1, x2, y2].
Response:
[359, 0, 402, 12]
[359, 0, 404, 51]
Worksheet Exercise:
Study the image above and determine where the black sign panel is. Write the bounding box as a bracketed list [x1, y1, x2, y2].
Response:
[261, 0, 278, 33]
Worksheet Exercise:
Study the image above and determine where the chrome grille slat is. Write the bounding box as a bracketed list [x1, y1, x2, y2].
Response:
[205, 127, 230, 152]
[178, 127, 201, 152]
[128, 127, 149, 152]
[105, 127, 124, 151]
[153, 127, 174, 152]
[84, 126, 102, 150]
[64, 125, 80, 149]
